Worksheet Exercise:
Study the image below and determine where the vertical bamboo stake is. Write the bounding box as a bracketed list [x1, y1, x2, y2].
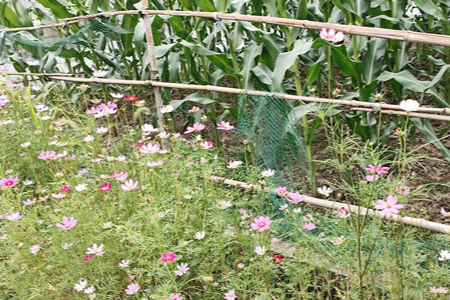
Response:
[141, 0, 167, 136]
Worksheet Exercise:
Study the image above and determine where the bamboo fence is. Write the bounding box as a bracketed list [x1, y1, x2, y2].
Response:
[211, 176, 450, 234]
[3, 10, 450, 47]
[5, 72, 450, 122]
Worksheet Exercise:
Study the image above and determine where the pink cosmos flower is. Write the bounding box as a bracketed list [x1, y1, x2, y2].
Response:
[52, 193, 66, 199]
[276, 186, 288, 196]
[125, 283, 140, 294]
[23, 199, 36, 205]
[319, 28, 345, 43]
[120, 179, 139, 191]
[56, 216, 78, 230]
[160, 251, 177, 262]
[30, 244, 41, 254]
[111, 170, 128, 181]
[224, 289, 237, 300]
[6, 81, 23, 87]
[0, 176, 19, 188]
[5, 212, 22, 221]
[184, 122, 205, 134]
[99, 182, 112, 192]
[226, 161, 243, 169]
[396, 185, 410, 195]
[217, 121, 234, 130]
[366, 163, 389, 175]
[336, 207, 351, 218]
[119, 260, 130, 268]
[106, 101, 117, 109]
[287, 192, 304, 204]
[86, 107, 99, 115]
[83, 255, 93, 262]
[167, 294, 183, 300]
[38, 151, 56, 163]
[365, 175, 379, 182]
[124, 95, 139, 101]
[60, 186, 71, 192]
[304, 222, 316, 230]
[251, 216, 272, 232]
[441, 207, 450, 217]
[375, 195, 404, 217]
[139, 142, 161, 154]
[200, 141, 214, 149]
[0, 67, 9, 72]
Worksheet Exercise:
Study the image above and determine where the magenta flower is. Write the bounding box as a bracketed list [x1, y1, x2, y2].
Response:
[0, 176, 19, 188]
[99, 182, 112, 192]
[160, 251, 177, 262]
[276, 186, 288, 196]
[121, 179, 139, 191]
[5, 212, 22, 221]
[184, 122, 205, 134]
[251, 216, 272, 232]
[217, 121, 234, 130]
[366, 163, 389, 175]
[167, 294, 183, 300]
[60, 185, 71, 192]
[83, 255, 93, 262]
[365, 175, 379, 182]
[304, 222, 316, 230]
[38, 151, 56, 163]
[139, 142, 161, 154]
[375, 195, 404, 217]
[287, 192, 305, 204]
[124, 95, 139, 101]
[441, 207, 450, 217]
[319, 28, 345, 43]
[125, 283, 140, 295]
[56, 216, 78, 230]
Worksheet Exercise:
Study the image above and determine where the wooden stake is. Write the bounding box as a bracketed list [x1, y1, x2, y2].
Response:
[140, 1, 166, 136]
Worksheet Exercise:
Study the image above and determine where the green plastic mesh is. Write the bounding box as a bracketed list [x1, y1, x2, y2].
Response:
[235, 93, 309, 207]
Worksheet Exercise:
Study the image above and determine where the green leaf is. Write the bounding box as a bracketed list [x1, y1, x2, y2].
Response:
[362, 38, 386, 84]
[169, 92, 216, 110]
[414, 0, 446, 19]
[35, 0, 75, 19]
[411, 118, 450, 161]
[378, 70, 450, 107]
[155, 43, 178, 58]
[306, 61, 323, 85]
[251, 63, 273, 87]
[272, 40, 313, 92]
[241, 42, 263, 89]
[285, 103, 317, 131]
[331, 44, 362, 80]
[192, 0, 216, 11]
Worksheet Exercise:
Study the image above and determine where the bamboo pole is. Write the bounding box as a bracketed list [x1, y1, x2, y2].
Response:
[8, 73, 450, 121]
[211, 176, 450, 234]
[3, 10, 450, 47]
[140, 1, 167, 136]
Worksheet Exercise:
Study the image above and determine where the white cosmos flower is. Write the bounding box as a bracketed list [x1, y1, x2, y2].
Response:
[86, 244, 104, 255]
[21, 142, 31, 147]
[92, 70, 108, 77]
[227, 161, 243, 169]
[74, 279, 88, 292]
[317, 186, 333, 197]
[174, 263, 189, 276]
[399, 99, 420, 112]
[439, 249, 450, 261]
[84, 135, 95, 143]
[160, 105, 174, 113]
[332, 235, 346, 245]
[95, 127, 108, 134]
[217, 201, 232, 209]
[194, 231, 205, 240]
[75, 183, 88, 192]
[255, 246, 266, 255]
[261, 169, 275, 177]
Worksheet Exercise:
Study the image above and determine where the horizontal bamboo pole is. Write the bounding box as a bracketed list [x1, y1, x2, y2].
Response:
[6, 72, 450, 121]
[352, 107, 450, 122]
[2, 10, 450, 47]
[211, 176, 450, 234]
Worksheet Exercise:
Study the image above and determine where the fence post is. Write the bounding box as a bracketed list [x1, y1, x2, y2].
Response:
[141, 0, 167, 138]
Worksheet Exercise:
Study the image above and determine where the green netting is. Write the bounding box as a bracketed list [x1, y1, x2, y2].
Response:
[235, 93, 309, 207]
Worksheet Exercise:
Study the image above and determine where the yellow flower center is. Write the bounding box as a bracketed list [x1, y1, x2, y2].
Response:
[387, 204, 392, 208]
[259, 222, 265, 227]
